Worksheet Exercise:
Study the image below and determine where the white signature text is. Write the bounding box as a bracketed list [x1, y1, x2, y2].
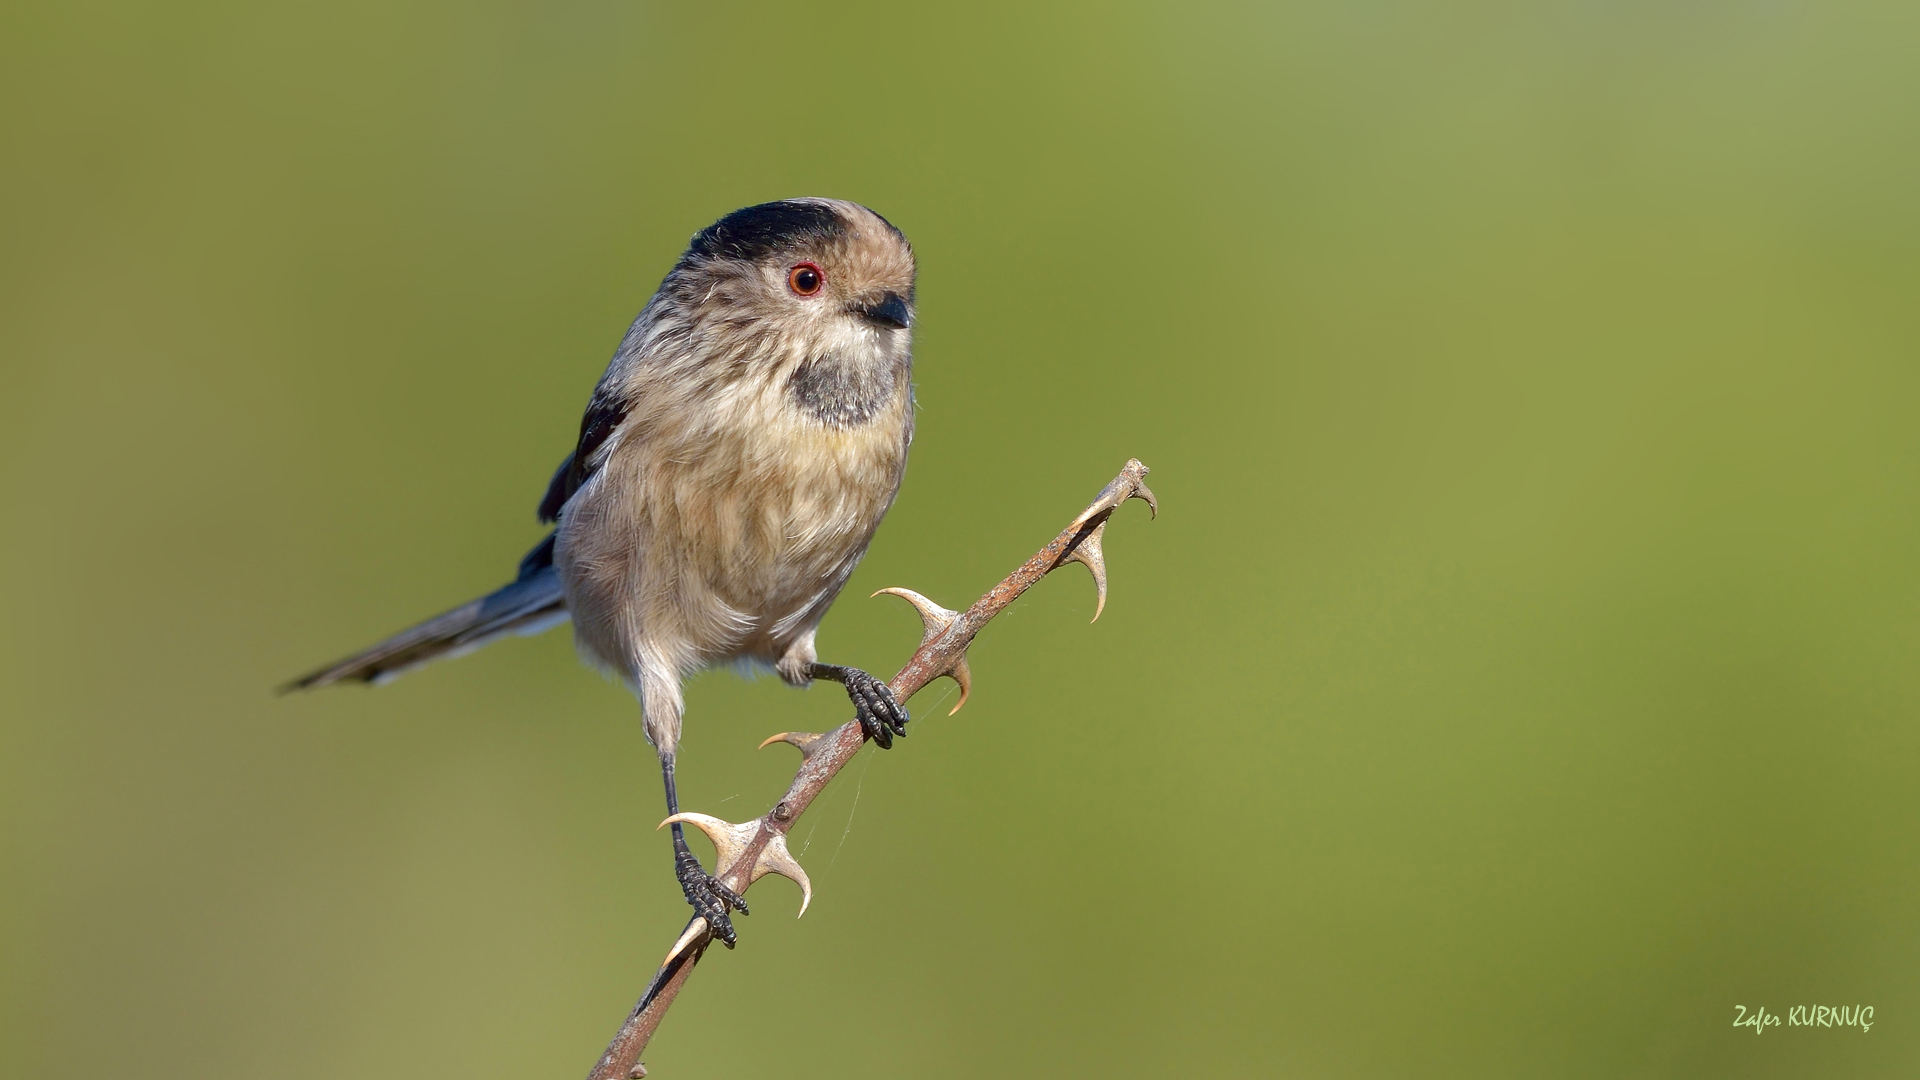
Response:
[1732, 1004, 1873, 1034]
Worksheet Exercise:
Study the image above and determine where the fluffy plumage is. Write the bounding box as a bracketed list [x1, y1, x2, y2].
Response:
[290, 198, 917, 759]
[291, 198, 919, 946]
[557, 199, 916, 754]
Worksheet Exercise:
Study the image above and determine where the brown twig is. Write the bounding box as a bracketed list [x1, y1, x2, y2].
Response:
[585, 459, 1158, 1080]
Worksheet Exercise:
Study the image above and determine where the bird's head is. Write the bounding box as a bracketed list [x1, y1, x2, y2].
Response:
[665, 198, 916, 388]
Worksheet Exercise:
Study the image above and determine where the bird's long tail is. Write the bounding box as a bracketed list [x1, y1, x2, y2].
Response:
[283, 562, 568, 692]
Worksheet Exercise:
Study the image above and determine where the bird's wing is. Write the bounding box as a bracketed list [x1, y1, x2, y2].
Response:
[537, 381, 630, 523]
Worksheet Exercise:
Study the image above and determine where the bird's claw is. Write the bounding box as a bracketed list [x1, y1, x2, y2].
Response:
[846, 668, 909, 748]
[808, 663, 909, 748]
[675, 847, 748, 948]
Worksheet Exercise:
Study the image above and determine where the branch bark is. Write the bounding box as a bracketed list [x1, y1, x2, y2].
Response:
[585, 459, 1157, 1079]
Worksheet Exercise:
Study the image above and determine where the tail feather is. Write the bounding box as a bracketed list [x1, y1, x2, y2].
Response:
[283, 565, 568, 691]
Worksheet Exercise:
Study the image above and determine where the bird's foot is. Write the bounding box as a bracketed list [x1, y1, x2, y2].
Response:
[675, 846, 748, 947]
[810, 663, 909, 748]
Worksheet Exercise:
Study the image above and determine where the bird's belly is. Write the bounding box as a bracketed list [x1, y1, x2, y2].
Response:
[708, 426, 905, 639]
[558, 412, 906, 678]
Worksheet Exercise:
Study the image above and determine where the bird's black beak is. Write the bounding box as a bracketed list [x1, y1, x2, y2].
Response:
[855, 291, 911, 330]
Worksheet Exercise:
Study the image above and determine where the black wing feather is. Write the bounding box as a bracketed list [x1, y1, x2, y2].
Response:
[537, 385, 629, 523]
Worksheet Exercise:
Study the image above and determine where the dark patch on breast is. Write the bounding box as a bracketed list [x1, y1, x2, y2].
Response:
[787, 355, 897, 428]
[687, 200, 845, 263]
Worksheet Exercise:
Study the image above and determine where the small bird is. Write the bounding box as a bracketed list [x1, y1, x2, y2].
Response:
[289, 198, 917, 945]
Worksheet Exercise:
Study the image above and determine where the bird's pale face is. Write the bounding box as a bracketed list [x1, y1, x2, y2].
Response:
[666, 199, 917, 427]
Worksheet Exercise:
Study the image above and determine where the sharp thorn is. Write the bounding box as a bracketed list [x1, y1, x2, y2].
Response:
[1123, 458, 1157, 517]
[1072, 460, 1158, 532]
[659, 813, 815, 914]
[1132, 477, 1158, 519]
[873, 587, 961, 643]
[658, 812, 759, 878]
[659, 918, 708, 969]
[758, 730, 831, 756]
[947, 656, 972, 716]
[1064, 520, 1109, 621]
[753, 833, 814, 917]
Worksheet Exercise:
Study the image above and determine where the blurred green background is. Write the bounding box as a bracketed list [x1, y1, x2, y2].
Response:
[4, 1, 1918, 1076]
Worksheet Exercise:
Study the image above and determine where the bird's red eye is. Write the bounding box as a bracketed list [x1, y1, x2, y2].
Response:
[788, 263, 824, 296]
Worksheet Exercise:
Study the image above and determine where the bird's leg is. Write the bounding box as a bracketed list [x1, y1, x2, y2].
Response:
[807, 663, 910, 749]
[660, 753, 748, 947]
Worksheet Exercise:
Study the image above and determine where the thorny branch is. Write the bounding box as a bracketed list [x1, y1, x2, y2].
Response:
[586, 459, 1157, 1080]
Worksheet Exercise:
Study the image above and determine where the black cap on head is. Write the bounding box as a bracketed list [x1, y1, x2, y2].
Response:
[687, 200, 845, 262]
